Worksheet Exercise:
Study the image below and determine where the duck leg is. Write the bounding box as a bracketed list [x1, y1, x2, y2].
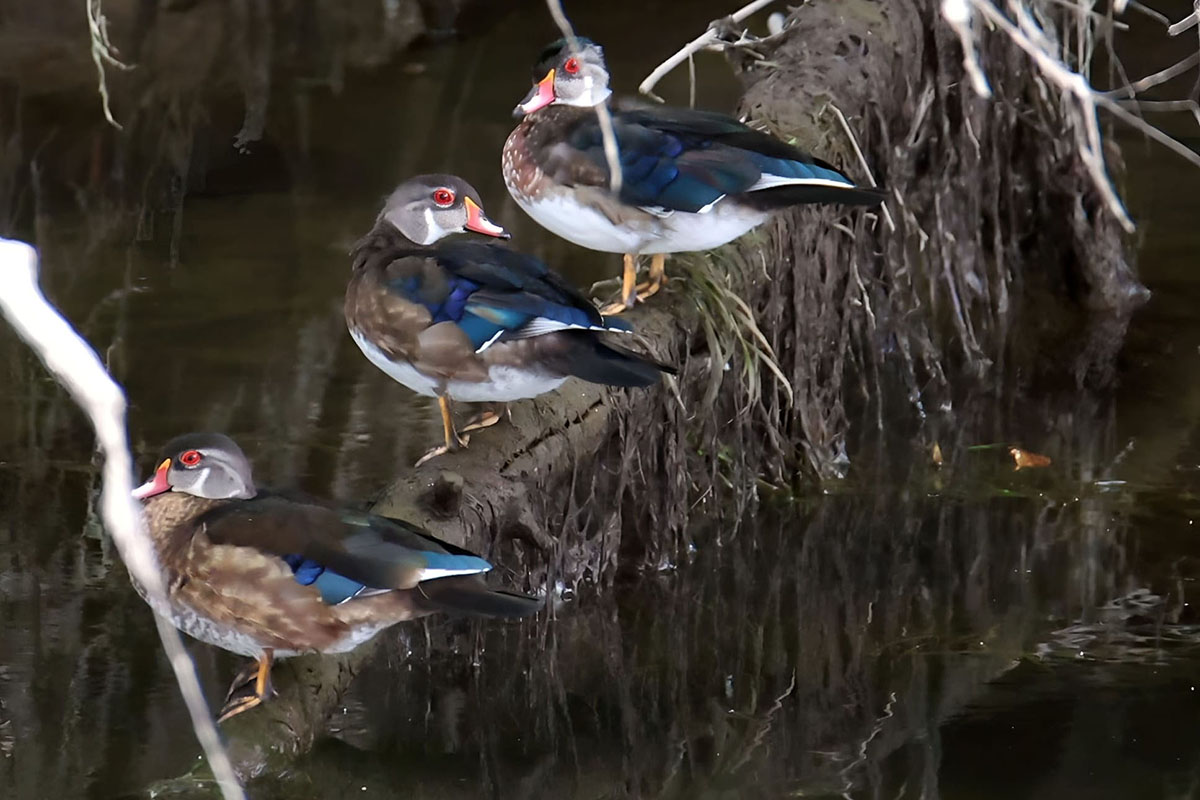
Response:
[416, 396, 470, 467]
[218, 649, 275, 722]
[600, 254, 639, 315]
[635, 253, 667, 301]
[460, 403, 505, 434]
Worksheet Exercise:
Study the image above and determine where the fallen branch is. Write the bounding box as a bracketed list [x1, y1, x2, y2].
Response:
[0, 239, 243, 800]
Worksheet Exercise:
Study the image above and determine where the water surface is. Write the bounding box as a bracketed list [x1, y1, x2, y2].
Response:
[1, 1, 1199, 797]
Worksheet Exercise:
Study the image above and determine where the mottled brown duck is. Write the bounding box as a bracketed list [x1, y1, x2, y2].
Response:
[133, 432, 540, 721]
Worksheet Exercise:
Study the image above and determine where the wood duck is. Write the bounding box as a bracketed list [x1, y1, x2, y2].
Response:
[503, 38, 887, 312]
[132, 432, 540, 721]
[346, 174, 672, 465]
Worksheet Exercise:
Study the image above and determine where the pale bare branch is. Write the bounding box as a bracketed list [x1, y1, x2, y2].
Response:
[1115, 97, 1200, 128]
[1096, 92, 1200, 166]
[86, 0, 134, 130]
[1125, 0, 1170, 27]
[968, 0, 1134, 230]
[0, 238, 244, 800]
[1167, 2, 1199, 36]
[638, 0, 780, 101]
[942, 0, 994, 97]
[1102, 51, 1200, 99]
[544, 0, 623, 193]
[827, 103, 896, 233]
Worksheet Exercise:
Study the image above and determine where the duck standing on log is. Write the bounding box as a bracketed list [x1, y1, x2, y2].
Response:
[131, 432, 541, 722]
[346, 174, 673, 465]
[503, 38, 886, 312]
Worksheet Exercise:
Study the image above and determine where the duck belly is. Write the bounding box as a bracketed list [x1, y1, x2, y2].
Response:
[515, 190, 768, 256]
[640, 204, 769, 254]
[515, 191, 646, 253]
[353, 328, 566, 402]
[140, 589, 278, 657]
[350, 328, 440, 397]
[447, 366, 566, 403]
[157, 598, 389, 658]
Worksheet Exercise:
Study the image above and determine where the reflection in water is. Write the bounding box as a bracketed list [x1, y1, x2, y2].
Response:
[286, 477, 1199, 799]
[1, 0, 1199, 798]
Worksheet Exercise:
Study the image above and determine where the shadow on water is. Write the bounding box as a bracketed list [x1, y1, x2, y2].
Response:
[0, 0, 1199, 798]
[303, 376, 1200, 799]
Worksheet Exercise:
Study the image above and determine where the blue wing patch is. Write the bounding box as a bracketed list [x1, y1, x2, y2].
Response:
[749, 153, 852, 185]
[282, 554, 367, 605]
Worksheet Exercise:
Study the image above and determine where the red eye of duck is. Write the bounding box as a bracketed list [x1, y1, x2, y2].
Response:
[179, 449, 202, 467]
[563, 56, 580, 75]
[432, 188, 455, 207]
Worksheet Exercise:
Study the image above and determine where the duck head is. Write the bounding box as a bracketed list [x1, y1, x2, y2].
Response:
[515, 38, 612, 117]
[134, 432, 257, 501]
[379, 175, 508, 245]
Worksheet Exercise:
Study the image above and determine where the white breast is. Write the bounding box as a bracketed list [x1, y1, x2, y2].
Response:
[648, 204, 768, 254]
[350, 327, 440, 397]
[512, 187, 768, 256]
[447, 367, 566, 403]
[514, 190, 646, 253]
[352, 327, 566, 403]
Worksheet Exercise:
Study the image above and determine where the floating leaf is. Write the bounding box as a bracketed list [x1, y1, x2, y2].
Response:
[1010, 447, 1051, 470]
[931, 442, 944, 466]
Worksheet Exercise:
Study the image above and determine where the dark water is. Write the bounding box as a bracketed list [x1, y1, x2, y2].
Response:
[1, 1, 1200, 798]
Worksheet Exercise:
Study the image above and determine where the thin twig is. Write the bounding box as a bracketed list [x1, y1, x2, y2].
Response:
[0, 239, 244, 800]
[544, 0, 623, 193]
[942, 0, 993, 97]
[1125, 0, 1171, 27]
[967, 0, 1200, 183]
[1096, 91, 1200, 167]
[639, 0, 779, 100]
[86, 0, 133, 130]
[1101, 51, 1200, 99]
[827, 103, 896, 233]
[1167, 2, 1200, 36]
[955, 0, 1137, 231]
[688, 51, 697, 109]
[1116, 97, 1200, 127]
[1037, 0, 1131, 30]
